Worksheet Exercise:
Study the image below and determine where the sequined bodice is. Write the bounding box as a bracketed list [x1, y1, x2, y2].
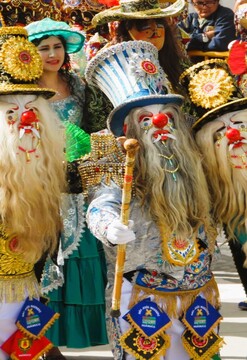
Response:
[50, 95, 83, 126]
[49, 73, 85, 127]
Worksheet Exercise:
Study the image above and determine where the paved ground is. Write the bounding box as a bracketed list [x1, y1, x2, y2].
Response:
[59, 235, 247, 360]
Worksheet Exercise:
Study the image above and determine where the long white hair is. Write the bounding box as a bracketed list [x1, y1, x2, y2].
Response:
[125, 103, 214, 241]
[0, 94, 66, 262]
[195, 110, 247, 239]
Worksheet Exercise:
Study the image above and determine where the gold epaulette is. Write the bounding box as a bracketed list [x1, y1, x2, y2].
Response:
[78, 133, 128, 196]
[0, 224, 39, 302]
[0, 224, 34, 278]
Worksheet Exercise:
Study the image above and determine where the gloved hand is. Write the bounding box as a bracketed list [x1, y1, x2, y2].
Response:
[107, 219, 136, 245]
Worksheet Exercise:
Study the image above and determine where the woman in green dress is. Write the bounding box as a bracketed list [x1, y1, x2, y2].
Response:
[26, 17, 108, 359]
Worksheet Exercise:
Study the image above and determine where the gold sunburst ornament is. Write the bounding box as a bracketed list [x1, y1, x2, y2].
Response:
[0, 224, 33, 277]
[0, 36, 43, 81]
[189, 68, 235, 109]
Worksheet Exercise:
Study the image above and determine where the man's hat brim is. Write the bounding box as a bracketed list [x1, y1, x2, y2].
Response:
[193, 97, 247, 131]
[92, 0, 185, 26]
[0, 84, 56, 99]
[107, 94, 184, 136]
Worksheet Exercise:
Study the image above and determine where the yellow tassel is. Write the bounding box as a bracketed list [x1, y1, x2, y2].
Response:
[17, 312, 60, 339]
[11, 342, 53, 360]
[120, 328, 170, 360]
[128, 277, 220, 318]
[0, 272, 40, 302]
[182, 331, 225, 360]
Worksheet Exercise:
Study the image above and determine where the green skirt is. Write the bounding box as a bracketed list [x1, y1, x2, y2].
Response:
[45, 226, 108, 348]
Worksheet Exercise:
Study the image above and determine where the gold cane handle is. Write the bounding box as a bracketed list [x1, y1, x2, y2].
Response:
[110, 138, 139, 317]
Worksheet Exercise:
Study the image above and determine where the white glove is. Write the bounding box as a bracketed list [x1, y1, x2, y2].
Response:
[107, 219, 136, 245]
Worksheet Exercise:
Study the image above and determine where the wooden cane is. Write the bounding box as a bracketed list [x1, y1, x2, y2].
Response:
[110, 138, 139, 318]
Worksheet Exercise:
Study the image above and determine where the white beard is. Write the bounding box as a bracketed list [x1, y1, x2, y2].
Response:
[0, 94, 66, 261]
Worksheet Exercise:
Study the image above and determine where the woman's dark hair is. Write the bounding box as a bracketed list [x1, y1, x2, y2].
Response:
[112, 18, 186, 92]
[31, 35, 80, 103]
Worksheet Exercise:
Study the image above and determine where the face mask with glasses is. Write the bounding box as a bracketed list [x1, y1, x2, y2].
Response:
[192, 1, 217, 7]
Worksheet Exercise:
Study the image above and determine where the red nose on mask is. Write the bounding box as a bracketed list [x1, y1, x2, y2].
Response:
[152, 113, 168, 128]
[20, 110, 38, 126]
[226, 127, 244, 148]
[226, 127, 241, 142]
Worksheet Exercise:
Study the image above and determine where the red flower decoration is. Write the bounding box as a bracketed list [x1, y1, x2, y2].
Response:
[19, 51, 32, 64]
[137, 336, 157, 351]
[9, 237, 19, 252]
[124, 174, 133, 184]
[192, 335, 208, 348]
[141, 60, 157, 75]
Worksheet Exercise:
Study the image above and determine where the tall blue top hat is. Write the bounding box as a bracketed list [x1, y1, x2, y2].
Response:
[85, 40, 184, 136]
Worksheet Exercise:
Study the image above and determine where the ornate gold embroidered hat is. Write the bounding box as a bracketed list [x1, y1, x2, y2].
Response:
[179, 59, 247, 130]
[0, 27, 55, 98]
[91, 0, 186, 27]
[0, 0, 61, 27]
[60, 0, 107, 31]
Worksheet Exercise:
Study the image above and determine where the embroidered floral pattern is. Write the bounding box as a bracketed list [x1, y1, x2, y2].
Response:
[141, 60, 157, 74]
[0, 36, 43, 81]
[0, 252, 32, 275]
[128, 50, 168, 93]
[129, 53, 159, 78]
[188, 68, 235, 109]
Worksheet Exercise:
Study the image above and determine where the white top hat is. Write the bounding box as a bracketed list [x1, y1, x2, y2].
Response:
[85, 40, 184, 136]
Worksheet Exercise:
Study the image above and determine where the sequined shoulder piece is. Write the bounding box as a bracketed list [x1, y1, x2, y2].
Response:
[78, 133, 128, 196]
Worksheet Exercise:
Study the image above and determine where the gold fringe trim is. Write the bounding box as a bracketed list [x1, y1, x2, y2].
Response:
[0, 271, 40, 302]
[128, 277, 220, 318]
[0, 27, 27, 36]
[17, 312, 60, 339]
[182, 331, 225, 360]
[120, 328, 170, 360]
[126, 313, 172, 339]
[11, 342, 53, 360]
